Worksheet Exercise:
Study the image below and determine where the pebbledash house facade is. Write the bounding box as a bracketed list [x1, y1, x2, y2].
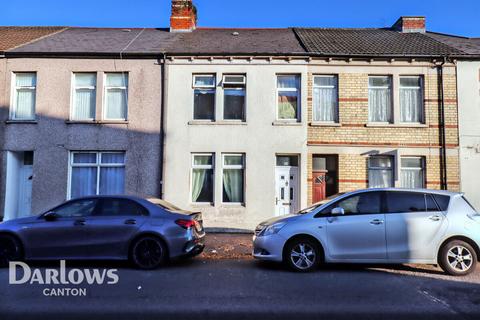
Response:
[0, 0, 478, 229]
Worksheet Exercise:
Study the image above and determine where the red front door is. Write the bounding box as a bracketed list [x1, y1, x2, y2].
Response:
[312, 170, 327, 203]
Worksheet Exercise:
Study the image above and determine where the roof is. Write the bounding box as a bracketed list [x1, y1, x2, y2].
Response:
[293, 28, 465, 57]
[0, 26, 66, 52]
[425, 32, 480, 55]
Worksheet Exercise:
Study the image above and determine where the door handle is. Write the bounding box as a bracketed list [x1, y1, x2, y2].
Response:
[429, 215, 442, 221]
[370, 219, 384, 225]
[74, 219, 86, 226]
[124, 219, 137, 225]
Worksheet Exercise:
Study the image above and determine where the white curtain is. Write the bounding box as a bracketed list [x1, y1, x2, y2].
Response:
[71, 167, 97, 198]
[15, 73, 36, 120]
[401, 170, 423, 188]
[369, 88, 392, 122]
[313, 87, 337, 121]
[223, 169, 244, 202]
[369, 169, 393, 188]
[400, 88, 422, 122]
[106, 89, 127, 119]
[74, 89, 95, 119]
[99, 167, 125, 194]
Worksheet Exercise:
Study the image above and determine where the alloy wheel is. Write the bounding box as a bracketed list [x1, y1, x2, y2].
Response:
[290, 243, 316, 270]
[0, 236, 21, 267]
[133, 238, 164, 269]
[447, 245, 473, 272]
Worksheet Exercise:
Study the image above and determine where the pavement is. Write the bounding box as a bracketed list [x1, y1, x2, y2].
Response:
[0, 233, 479, 320]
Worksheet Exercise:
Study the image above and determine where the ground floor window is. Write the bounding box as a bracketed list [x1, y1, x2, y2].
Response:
[400, 157, 425, 188]
[222, 154, 245, 203]
[368, 156, 394, 188]
[69, 152, 125, 199]
[191, 154, 214, 203]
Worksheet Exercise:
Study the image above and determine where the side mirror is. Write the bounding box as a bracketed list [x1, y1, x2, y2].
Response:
[331, 207, 345, 215]
[43, 211, 59, 221]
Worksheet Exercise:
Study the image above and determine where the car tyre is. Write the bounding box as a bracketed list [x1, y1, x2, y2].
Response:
[439, 240, 477, 276]
[284, 237, 322, 272]
[130, 236, 167, 270]
[0, 234, 23, 268]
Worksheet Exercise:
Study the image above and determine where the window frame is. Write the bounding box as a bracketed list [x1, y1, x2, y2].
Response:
[312, 74, 339, 123]
[67, 151, 126, 199]
[221, 153, 245, 205]
[103, 72, 129, 121]
[368, 75, 393, 124]
[222, 74, 246, 121]
[192, 74, 216, 121]
[400, 156, 425, 188]
[368, 155, 394, 188]
[190, 153, 215, 204]
[399, 75, 424, 124]
[71, 72, 97, 121]
[276, 74, 301, 121]
[10, 72, 37, 121]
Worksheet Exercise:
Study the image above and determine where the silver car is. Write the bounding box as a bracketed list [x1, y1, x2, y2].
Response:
[253, 188, 480, 276]
[0, 196, 205, 269]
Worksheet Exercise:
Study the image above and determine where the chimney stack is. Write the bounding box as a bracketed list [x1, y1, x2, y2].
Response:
[170, 0, 197, 32]
[392, 16, 426, 33]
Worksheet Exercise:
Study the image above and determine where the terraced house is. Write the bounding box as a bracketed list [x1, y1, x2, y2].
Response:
[0, 0, 477, 230]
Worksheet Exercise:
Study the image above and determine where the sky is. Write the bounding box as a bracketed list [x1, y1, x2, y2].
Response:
[1, 0, 479, 37]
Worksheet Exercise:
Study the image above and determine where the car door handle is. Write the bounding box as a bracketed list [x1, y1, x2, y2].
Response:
[124, 219, 137, 225]
[74, 219, 86, 226]
[370, 219, 384, 225]
[429, 215, 442, 221]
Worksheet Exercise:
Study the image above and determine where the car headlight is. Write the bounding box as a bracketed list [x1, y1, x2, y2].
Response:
[259, 222, 286, 236]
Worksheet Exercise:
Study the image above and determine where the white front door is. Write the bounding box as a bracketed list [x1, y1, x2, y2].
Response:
[275, 167, 298, 216]
[17, 164, 33, 218]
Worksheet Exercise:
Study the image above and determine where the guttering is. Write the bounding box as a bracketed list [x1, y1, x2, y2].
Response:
[159, 53, 166, 198]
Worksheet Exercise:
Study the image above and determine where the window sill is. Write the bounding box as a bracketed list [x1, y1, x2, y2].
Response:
[5, 120, 37, 124]
[365, 123, 427, 128]
[220, 203, 246, 208]
[188, 120, 247, 126]
[65, 120, 129, 125]
[191, 203, 214, 208]
[272, 121, 302, 126]
[309, 122, 341, 127]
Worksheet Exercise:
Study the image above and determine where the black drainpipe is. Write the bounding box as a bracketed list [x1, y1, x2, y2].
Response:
[159, 54, 166, 198]
[436, 57, 448, 190]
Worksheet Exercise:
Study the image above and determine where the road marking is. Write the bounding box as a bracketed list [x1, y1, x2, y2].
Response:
[419, 289, 459, 316]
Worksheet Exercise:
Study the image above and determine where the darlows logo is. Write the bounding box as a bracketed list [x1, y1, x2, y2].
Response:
[9, 260, 119, 296]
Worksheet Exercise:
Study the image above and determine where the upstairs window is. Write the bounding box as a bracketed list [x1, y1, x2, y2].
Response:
[12, 72, 36, 120]
[193, 75, 216, 120]
[72, 73, 96, 120]
[223, 75, 246, 121]
[368, 156, 394, 188]
[104, 73, 128, 120]
[400, 157, 425, 188]
[277, 75, 300, 121]
[313, 75, 338, 122]
[368, 76, 392, 123]
[400, 76, 424, 123]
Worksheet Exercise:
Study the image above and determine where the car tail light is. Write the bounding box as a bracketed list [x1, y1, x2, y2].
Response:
[175, 219, 195, 229]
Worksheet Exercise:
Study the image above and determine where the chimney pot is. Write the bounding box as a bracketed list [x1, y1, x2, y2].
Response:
[392, 16, 426, 33]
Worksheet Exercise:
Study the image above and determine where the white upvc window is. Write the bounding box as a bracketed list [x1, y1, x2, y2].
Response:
[223, 74, 246, 121]
[368, 76, 393, 123]
[222, 154, 245, 204]
[69, 152, 125, 199]
[277, 75, 300, 121]
[191, 153, 214, 203]
[400, 76, 424, 123]
[104, 73, 128, 120]
[368, 156, 394, 188]
[11, 72, 37, 120]
[72, 73, 97, 120]
[400, 157, 425, 188]
[313, 75, 338, 122]
[193, 74, 216, 120]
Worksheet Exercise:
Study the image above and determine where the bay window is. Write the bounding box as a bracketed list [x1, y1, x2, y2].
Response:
[400, 76, 424, 123]
[104, 73, 128, 120]
[277, 75, 300, 120]
[368, 76, 392, 123]
[313, 75, 338, 122]
[69, 152, 125, 199]
[12, 72, 36, 120]
[193, 75, 216, 120]
[191, 154, 214, 203]
[368, 156, 394, 188]
[223, 75, 246, 120]
[72, 73, 96, 120]
[222, 154, 245, 203]
[400, 157, 425, 188]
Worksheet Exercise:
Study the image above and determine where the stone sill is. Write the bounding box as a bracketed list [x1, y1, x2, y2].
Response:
[65, 120, 129, 125]
[365, 123, 428, 128]
[309, 122, 341, 127]
[5, 120, 38, 124]
[272, 121, 302, 126]
[188, 120, 247, 126]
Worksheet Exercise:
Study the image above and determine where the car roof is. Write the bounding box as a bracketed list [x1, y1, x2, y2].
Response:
[68, 195, 147, 201]
[351, 188, 460, 196]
